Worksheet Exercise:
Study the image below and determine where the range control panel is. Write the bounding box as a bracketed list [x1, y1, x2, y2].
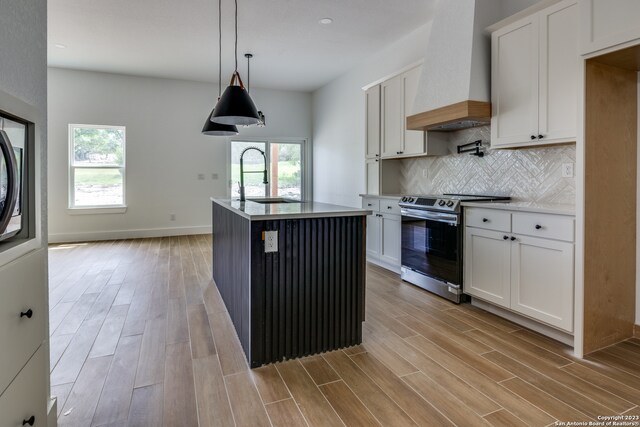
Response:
[399, 196, 461, 212]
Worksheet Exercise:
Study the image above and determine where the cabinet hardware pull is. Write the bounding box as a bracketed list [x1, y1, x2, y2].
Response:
[20, 309, 33, 319]
[367, 203, 372, 206]
[482, 218, 489, 222]
[510, 236, 517, 241]
[375, 154, 379, 157]
[23, 416, 35, 426]
[503, 235, 509, 240]
[535, 224, 542, 229]
[530, 135, 536, 140]
[375, 159, 379, 162]
[387, 206, 392, 209]
[538, 134, 544, 139]
[396, 151, 401, 155]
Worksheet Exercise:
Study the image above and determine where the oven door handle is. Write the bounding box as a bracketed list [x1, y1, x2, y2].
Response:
[401, 208, 459, 225]
[0, 130, 18, 235]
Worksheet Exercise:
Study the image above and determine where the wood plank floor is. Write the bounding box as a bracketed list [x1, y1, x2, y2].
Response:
[48, 235, 640, 426]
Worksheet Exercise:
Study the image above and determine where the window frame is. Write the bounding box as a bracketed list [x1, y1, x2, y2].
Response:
[228, 138, 312, 201]
[68, 123, 127, 213]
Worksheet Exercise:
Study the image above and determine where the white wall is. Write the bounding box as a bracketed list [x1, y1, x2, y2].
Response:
[48, 68, 311, 242]
[312, 23, 433, 208]
[0, 0, 48, 242]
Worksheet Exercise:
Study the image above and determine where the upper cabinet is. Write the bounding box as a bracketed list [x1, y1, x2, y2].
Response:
[378, 66, 428, 159]
[365, 85, 381, 159]
[580, 0, 640, 56]
[491, 0, 578, 149]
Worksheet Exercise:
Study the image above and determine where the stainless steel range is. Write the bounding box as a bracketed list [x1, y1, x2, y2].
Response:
[399, 194, 510, 303]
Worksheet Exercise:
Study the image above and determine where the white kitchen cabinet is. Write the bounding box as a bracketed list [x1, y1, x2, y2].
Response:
[365, 85, 381, 159]
[464, 207, 575, 332]
[380, 213, 401, 266]
[464, 228, 511, 308]
[366, 213, 381, 259]
[361, 196, 401, 272]
[381, 67, 425, 158]
[491, 0, 578, 148]
[580, 0, 640, 55]
[401, 67, 425, 156]
[365, 159, 380, 195]
[381, 75, 403, 158]
[511, 234, 574, 331]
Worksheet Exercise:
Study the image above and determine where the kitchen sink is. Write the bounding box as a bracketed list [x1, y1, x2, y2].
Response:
[246, 197, 301, 204]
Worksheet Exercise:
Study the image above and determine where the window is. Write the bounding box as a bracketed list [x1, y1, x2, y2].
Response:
[69, 124, 126, 209]
[230, 139, 307, 200]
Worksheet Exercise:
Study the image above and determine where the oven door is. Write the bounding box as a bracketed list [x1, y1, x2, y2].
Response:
[0, 129, 19, 239]
[401, 208, 462, 286]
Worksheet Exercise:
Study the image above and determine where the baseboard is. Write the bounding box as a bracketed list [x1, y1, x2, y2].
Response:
[48, 225, 212, 243]
[635, 324, 640, 338]
[471, 298, 574, 347]
[366, 256, 401, 274]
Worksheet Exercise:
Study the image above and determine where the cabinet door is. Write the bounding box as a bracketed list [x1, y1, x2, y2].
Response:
[491, 16, 539, 148]
[381, 75, 403, 158]
[580, 0, 640, 55]
[464, 228, 511, 308]
[365, 159, 380, 195]
[402, 67, 425, 156]
[0, 346, 47, 427]
[380, 213, 401, 266]
[365, 85, 381, 159]
[366, 214, 381, 259]
[511, 235, 574, 332]
[538, 0, 578, 144]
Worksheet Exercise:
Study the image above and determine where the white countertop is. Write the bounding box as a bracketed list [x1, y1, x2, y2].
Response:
[462, 200, 575, 216]
[212, 198, 372, 221]
[359, 194, 402, 200]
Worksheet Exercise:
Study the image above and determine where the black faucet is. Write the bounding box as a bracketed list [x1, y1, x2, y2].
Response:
[239, 147, 268, 202]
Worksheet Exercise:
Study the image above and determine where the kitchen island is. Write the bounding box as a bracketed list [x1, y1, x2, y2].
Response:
[211, 198, 370, 367]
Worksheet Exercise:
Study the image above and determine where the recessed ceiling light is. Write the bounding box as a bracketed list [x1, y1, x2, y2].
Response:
[54, 43, 67, 49]
[319, 18, 333, 25]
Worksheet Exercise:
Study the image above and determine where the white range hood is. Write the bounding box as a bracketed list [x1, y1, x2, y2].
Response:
[407, 0, 506, 131]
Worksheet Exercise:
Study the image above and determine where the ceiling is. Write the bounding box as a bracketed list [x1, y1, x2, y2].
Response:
[48, 0, 436, 92]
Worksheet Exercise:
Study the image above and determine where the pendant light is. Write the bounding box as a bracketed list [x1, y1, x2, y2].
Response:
[202, 0, 238, 136]
[244, 53, 266, 127]
[210, 0, 260, 126]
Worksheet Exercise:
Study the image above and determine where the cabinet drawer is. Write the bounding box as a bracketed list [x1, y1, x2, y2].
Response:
[0, 346, 47, 427]
[380, 199, 401, 215]
[361, 198, 380, 212]
[465, 208, 511, 232]
[512, 212, 574, 242]
[0, 249, 47, 395]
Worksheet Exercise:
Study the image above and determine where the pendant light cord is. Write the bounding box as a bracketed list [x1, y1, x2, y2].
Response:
[218, 0, 222, 97]
[234, 0, 238, 72]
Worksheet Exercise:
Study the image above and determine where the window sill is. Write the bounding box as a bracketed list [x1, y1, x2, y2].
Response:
[67, 206, 128, 215]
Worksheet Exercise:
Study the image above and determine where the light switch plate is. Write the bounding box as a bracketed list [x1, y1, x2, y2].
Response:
[265, 230, 278, 253]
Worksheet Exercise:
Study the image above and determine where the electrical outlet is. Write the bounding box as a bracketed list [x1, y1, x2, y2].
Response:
[197, 173, 206, 180]
[561, 163, 574, 178]
[211, 173, 219, 180]
[169, 213, 176, 221]
[422, 169, 428, 178]
[264, 230, 278, 253]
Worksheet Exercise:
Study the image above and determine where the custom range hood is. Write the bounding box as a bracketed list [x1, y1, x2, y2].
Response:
[407, 0, 504, 132]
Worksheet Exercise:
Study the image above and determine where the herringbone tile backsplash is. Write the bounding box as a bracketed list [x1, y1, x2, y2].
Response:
[399, 126, 576, 204]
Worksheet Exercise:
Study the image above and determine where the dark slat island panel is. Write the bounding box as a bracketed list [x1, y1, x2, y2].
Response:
[212, 202, 366, 367]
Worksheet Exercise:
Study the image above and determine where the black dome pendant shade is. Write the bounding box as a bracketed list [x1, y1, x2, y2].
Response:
[211, 71, 260, 126]
[202, 105, 238, 135]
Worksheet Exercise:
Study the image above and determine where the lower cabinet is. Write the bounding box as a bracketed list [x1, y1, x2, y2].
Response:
[464, 207, 575, 332]
[464, 228, 511, 308]
[511, 235, 574, 332]
[362, 197, 401, 272]
[0, 346, 47, 427]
